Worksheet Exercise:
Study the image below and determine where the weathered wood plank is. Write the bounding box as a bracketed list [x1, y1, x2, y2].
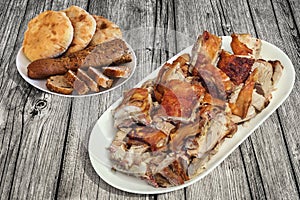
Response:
[0, 0, 76, 199]
[231, 0, 299, 199]
[288, 0, 300, 33]
[269, 0, 300, 195]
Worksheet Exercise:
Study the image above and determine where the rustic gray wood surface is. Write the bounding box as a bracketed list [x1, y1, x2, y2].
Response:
[0, 0, 299, 199]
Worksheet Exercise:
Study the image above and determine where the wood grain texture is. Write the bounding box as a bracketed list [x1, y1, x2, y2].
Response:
[0, 0, 73, 199]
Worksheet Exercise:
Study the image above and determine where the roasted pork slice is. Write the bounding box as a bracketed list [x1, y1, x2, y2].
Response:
[231, 33, 262, 58]
[186, 105, 237, 177]
[126, 126, 168, 151]
[113, 88, 153, 128]
[195, 64, 235, 100]
[252, 59, 274, 100]
[190, 31, 222, 69]
[217, 50, 255, 85]
[154, 79, 206, 120]
[269, 60, 284, 86]
[155, 54, 190, 84]
[229, 69, 257, 119]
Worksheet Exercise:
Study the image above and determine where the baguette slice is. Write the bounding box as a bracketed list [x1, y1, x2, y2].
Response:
[77, 69, 100, 92]
[46, 75, 74, 95]
[87, 67, 113, 88]
[103, 66, 130, 78]
[65, 70, 90, 95]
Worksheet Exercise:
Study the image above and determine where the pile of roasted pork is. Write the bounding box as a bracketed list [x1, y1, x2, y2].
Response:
[108, 31, 283, 187]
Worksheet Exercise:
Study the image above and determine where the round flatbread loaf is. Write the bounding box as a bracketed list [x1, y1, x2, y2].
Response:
[63, 6, 96, 54]
[23, 10, 73, 61]
[90, 15, 122, 45]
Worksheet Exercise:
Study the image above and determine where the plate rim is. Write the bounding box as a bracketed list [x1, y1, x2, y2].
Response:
[15, 41, 137, 98]
[88, 36, 295, 194]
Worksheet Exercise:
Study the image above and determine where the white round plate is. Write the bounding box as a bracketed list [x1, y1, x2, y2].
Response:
[16, 42, 137, 97]
[88, 36, 295, 194]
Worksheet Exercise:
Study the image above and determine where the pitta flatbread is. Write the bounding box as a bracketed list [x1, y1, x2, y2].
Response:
[23, 10, 73, 61]
[63, 6, 96, 54]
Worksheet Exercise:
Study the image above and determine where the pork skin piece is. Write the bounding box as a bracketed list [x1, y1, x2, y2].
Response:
[231, 33, 262, 58]
[155, 54, 190, 84]
[217, 50, 255, 85]
[229, 69, 257, 119]
[190, 31, 222, 69]
[195, 64, 234, 100]
[154, 79, 206, 119]
[127, 126, 168, 151]
[113, 88, 153, 128]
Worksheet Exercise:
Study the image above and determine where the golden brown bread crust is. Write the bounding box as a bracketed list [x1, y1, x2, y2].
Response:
[27, 58, 69, 79]
[27, 39, 132, 79]
[22, 10, 74, 61]
[63, 6, 96, 54]
[90, 15, 122, 45]
[102, 66, 130, 78]
[46, 75, 73, 95]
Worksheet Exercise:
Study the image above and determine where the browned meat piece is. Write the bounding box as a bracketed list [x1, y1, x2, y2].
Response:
[217, 50, 255, 85]
[155, 55, 189, 84]
[231, 33, 262, 58]
[154, 79, 206, 118]
[195, 64, 235, 100]
[269, 60, 284, 86]
[190, 31, 222, 69]
[252, 59, 274, 100]
[27, 39, 132, 79]
[229, 69, 257, 118]
[168, 122, 203, 152]
[127, 126, 167, 151]
[113, 88, 153, 128]
[189, 31, 233, 100]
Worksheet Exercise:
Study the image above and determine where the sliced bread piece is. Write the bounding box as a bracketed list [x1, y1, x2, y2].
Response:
[77, 68, 100, 92]
[87, 67, 113, 88]
[65, 70, 90, 95]
[102, 66, 130, 78]
[46, 75, 74, 95]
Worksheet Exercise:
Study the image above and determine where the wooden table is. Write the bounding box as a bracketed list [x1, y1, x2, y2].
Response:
[1, 0, 299, 199]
